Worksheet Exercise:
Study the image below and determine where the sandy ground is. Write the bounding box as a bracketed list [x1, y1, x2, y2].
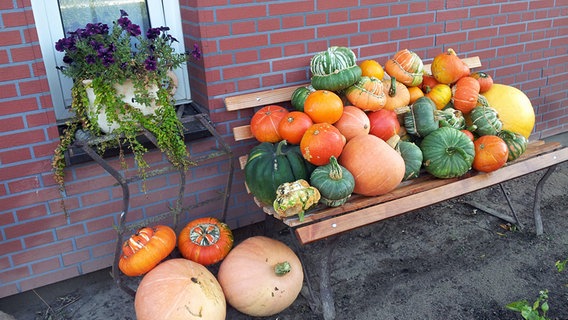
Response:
[1, 141, 568, 320]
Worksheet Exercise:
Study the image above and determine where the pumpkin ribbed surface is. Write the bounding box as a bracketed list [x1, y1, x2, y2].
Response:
[338, 134, 405, 196]
[481, 83, 535, 138]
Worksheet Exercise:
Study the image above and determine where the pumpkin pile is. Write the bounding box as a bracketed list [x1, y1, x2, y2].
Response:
[245, 46, 536, 220]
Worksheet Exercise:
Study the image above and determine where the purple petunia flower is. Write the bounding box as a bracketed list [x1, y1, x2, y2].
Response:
[144, 56, 157, 71]
[190, 43, 201, 60]
[85, 55, 96, 64]
[146, 28, 161, 40]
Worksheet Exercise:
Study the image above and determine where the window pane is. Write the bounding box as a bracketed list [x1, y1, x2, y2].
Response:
[58, 0, 150, 35]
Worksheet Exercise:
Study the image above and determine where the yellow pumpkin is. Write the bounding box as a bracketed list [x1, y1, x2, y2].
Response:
[481, 84, 535, 138]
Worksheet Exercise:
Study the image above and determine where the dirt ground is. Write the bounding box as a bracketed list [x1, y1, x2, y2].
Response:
[1, 147, 568, 319]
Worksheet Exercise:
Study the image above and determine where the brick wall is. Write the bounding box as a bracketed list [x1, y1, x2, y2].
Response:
[0, 0, 566, 298]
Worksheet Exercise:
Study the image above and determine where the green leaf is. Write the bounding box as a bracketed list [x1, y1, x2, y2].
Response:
[506, 300, 529, 312]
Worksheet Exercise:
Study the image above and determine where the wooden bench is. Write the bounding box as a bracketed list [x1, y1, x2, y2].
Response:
[224, 57, 568, 319]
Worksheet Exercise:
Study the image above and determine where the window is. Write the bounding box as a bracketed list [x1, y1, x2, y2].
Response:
[31, 0, 191, 121]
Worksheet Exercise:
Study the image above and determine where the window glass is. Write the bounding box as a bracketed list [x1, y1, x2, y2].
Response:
[58, 0, 150, 35]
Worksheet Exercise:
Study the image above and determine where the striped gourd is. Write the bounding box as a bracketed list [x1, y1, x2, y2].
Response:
[469, 104, 502, 136]
[310, 46, 362, 91]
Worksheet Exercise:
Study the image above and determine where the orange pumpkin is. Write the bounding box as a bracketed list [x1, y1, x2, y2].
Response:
[425, 83, 452, 110]
[421, 74, 439, 93]
[334, 105, 371, 141]
[430, 48, 470, 84]
[360, 59, 385, 80]
[473, 135, 509, 172]
[384, 49, 424, 87]
[178, 217, 234, 266]
[135, 258, 226, 320]
[452, 76, 481, 114]
[303, 90, 344, 124]
[250, 105, 289, 143]
[300, 123, 346, 166]
[471, 71, 494, 93]
[277, 111, 314, 144]
[382, 77, 410, 111]
[407, 86, 424, 104]
[119, 225, 176, 277]
[338, 134, 405, 196]
[344, 76, 387, 111]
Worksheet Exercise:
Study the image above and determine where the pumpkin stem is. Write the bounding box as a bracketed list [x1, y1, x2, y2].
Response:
[389, 77, 397, 97]
[386, 134, 400, 148]
[275, 139, 288, 156]
[476, 94, 490, 107]
[327, 156, 343, 180]
[274, 261, 292, 276]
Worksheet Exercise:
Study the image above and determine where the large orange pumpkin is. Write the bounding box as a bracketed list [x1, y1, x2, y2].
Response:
[118, 225, 176, 277]
[135, 258, 226, 320]
[481, 83, 535, 138]
[338, 134, 405, 196]
[217, 236, 303, 317]
[178, 217, 234, 266]
[303, 90, 344, 124]
[250, 105, 289, 143]
[333, 105, 371, 141]
[300, 123, 346, 166]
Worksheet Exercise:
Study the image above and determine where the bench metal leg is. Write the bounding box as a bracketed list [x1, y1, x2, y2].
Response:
[533, 165, 557, 235]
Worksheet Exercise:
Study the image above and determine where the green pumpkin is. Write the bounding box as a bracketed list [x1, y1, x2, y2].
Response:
[497, 129, 528, 161]
[310, 156, 355, 207]
[404, 96, 440, 138]
[245, 140, 314, 206]
[290, 85, 316, 112]
[310, 46, 362, 91]
[469, 104, 502, 136]
[421, 127, 475, 179]
[397, 141, 423, 180]
[436, 108, 466, 130]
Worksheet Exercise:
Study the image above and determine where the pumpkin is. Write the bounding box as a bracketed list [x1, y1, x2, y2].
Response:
[481, 83, 535, 138]
[277, 111, 314, 145]
[397, 140, 423, 180]
[431, 48, 470, 84]
[471, 71, 494, 93]
[360, 59, 385, 80]
[300, 122, 346, 166]
[118, 225, 176, 277]
[339, 134, 405, 196]
[451, 76, 481, 114]
[425, 83, 452, 110]
[384, 49, 424, 87]
[244, 140, 313, 206]
[408, 86, 425, 104]
[217, 236, 303, 317]
[497, 129, 528, 162]
[461, 129, 475, 141]
[421, 127, 475, 178]
[333, 105, 371, 141]
[421, 74, 439, 93]
[404, 96, 439, 138]
[178, 217, 233, 266]
[469, 104, 503, 136]
[290, 85, 316, 112]
[135, 258, 226, 320]
[310, 46, 362, 91]
[303, 89, 344, 124]
[344, 76, 387, 111]
[436, 107, 466, 130]
[368, 108, 401, 141]
[250, 105, 289, 143]
[473, 135, 509, 172]
[382, 77, 411, 111]
[310, 155, 355, 206]
[273, 179, 321, 220]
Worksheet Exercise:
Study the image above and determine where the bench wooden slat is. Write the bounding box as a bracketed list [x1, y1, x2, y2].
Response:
[225, 84, 306, 111]
[295, 145, 568, 244]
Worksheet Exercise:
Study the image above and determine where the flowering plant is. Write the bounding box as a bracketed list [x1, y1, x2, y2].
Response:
[52, 10, 196, 209]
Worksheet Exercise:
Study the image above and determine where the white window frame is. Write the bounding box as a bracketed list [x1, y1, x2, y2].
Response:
[31, 0, 192, 121]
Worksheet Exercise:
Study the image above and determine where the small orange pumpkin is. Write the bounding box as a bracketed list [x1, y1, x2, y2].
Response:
[408, 86, 425, 104]
[452, 76, 481, 114]
[360, 59, 385, 80]
[277, 111, 314, 144]
[421, 74, 439, 93]
[119, 225, 176, 277]
[333, 105, 371, 141]
[471, 71, 494, 93]
[303, 90, 344, 124]
[178, 217, 234, 266]
[344, 76, 387, 111]
[382, 77, 410, 111]
[431, 48, 470, 84]
[384, 49, 424, 87]
[250, 105, 289, 143]
[473, 135, 509, 172]
[300, 123, 346, 166]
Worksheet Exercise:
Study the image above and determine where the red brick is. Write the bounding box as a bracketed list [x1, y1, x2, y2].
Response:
[0, 65, 31, 82]
[282, 15, 305, 29]
[0, 239, 23, 256]
[223, 62, 270, 80]
[85, 216, 116, 233]
[2, 10, 34, 27]
[0, 159, 51, 182]
[0, 30, 22, 46]
[31, 257, 61, 274]
[91, 241, 115, 259]
[12, 240, 73, 265]
[0, 84, 17, 99]
[0, 98, 37, 115]
[15, 204, 48, 221]
[257, 17, 280, 32]
[0, 147, 31, 164]
[216, 5, 267, 22]
[10, 44, 42, 63]
[219, 34, 268, 51]
[5, 214, 67, 240]
[271, 28, 315, 44]
[8, 176, 40, 194]
[4, 128, 47, 148]
[19, 267, 80, 293]
[56, 223, 86, 240]
[18, 78, 49, 95]
[317, 22, 358, 38]
[80, 255, 113, 274]
[0, 266, 30, 284]
[269, 1, 314, 15]
[62, 249, 91, 266]
[75, 229, 116, 250]
[232, 20, 256, 35]
[24, 231, 55, 249]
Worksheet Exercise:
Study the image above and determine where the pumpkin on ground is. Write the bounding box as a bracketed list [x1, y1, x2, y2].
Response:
[481, 83, 535, 139]
[473, 135, 509, 172]
[333, 105, 371, 141]
[250, 105, 289, 143]
[135, 258, 226, 320]
[339, 134, 405, 196]
[217, 236, 304, 317]
[300, 122, 346, 166]
[178, 217, 233, 266]
[118, 225, 176, 277]
[421, 127, 475, 179]
[244, 140, 314, 206]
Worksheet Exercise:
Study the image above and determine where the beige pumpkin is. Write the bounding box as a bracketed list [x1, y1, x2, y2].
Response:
[135, 258, 226, 320]
[217, 236, 303, 317]
[339, 134, 405, 196]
